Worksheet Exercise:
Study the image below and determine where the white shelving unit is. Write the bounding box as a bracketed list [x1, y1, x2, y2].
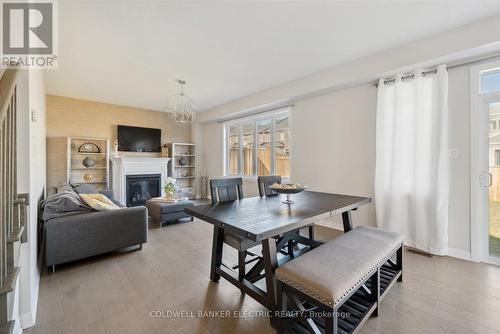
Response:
[67, 137, 110, 190]
[169, 143, 196, 199]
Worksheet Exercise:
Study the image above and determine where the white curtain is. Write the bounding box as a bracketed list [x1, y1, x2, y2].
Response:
[375, 65, 449, 255]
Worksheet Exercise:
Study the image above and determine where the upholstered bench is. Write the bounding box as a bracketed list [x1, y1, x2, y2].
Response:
[275, 226, 404, 334]
[145, 199, 195, 226]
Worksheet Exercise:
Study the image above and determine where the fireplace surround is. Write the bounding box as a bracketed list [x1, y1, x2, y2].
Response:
[110, 157, 171, 206]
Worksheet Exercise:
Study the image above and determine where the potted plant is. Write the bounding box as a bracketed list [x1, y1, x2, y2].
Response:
[164, 177, 177, 200]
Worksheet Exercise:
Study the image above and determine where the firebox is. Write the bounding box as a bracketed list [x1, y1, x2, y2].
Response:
[125, 174, 161, 207]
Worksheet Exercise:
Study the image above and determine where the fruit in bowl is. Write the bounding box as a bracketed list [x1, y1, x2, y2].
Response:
[270, 183, 307, 193]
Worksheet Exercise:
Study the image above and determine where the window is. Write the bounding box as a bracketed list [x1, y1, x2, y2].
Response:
[480, 69, 500, 94]
[225, 109, 291, 178]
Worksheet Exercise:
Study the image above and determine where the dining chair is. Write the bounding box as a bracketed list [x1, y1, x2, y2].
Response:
[257, 175, 281, 197]
[257, 175, 295, 257]
[257, 175, 316, 259]
[210, 178, 260, 292]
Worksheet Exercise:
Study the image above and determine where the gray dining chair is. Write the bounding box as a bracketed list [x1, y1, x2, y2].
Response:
[257, 175, 296, 257]
[257, 175, 316, 258]
[257, 175, 281, 197]
[210, 178, 260, 292]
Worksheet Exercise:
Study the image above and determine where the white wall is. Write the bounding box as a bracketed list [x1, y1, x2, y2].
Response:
[448, 65, 472, 257]
[18, 69, 46, 329]
[291, 84, 377, 228]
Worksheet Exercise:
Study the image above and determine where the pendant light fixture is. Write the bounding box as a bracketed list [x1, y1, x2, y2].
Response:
[167, 79, 197, 125]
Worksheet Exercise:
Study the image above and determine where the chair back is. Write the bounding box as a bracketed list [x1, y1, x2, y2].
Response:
[257, 175, 282, 197]
[210, 178, 244, 204]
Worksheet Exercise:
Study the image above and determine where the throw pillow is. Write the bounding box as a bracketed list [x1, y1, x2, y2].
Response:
[80, 194, 120, 211]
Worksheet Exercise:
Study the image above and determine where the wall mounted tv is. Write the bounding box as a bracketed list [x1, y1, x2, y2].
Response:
[118, 125, 161, 152]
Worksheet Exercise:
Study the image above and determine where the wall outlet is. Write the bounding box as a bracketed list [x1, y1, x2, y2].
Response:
[449, 148, 459, 159]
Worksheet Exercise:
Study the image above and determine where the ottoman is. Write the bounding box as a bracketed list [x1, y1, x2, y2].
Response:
[145, 199, 195, 226]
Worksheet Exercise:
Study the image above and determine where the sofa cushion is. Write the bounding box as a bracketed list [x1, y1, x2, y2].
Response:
[275, 226, 403, 306]
[73, 183, 98, 194]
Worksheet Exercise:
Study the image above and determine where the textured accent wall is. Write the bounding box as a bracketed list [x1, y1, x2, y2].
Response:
[46, 95, 191, 193]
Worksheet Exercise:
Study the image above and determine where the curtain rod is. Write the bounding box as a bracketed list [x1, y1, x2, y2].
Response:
[376, 68, 438, 87]
[375, 52, 500, 87]
[217, 104, 293, 123]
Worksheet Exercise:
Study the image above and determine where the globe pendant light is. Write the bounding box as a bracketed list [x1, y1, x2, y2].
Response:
[167, 79, 197, 124]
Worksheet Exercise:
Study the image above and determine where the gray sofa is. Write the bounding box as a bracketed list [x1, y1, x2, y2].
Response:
[42, 184, 148, 270]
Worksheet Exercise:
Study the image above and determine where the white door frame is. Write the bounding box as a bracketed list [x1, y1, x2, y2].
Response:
[470, 59, 500, 265]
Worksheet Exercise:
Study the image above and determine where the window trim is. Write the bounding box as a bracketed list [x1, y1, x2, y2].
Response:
[223, 108, 291, 180]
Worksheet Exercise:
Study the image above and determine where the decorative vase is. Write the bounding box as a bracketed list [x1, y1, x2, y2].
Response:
[165, 191, 174, 200]
[200, 176, 208, 199]
[178, 157, 188, 166]
[161, 145, 169, 158]
[113, 140, 120, 157]
[82, 157, 96, 168]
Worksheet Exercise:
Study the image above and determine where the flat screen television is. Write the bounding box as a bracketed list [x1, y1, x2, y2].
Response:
[118, 125, 161, 152]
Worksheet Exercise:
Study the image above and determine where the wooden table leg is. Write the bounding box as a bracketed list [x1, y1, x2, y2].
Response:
[210, 226, 224, 282]
[262, 237, 278, 312]
[342, 210, 353, 232]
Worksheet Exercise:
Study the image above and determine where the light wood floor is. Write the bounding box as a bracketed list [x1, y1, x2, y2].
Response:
[25, 220, 500, 334]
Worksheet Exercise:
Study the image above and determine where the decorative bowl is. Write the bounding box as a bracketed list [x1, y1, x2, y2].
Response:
[82, 157, 96, 168]
[269, 184, 307, 204]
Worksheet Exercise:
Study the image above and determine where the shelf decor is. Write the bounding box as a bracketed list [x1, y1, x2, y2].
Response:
[78, 142, 101, 153]
[68, 137, 110, 190]
[168, 143, 196, 199]
[161, 144, 169, 158]
[82, 157, 96, 168]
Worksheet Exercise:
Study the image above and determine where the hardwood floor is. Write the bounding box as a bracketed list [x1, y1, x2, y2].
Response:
[26, 220, 500, 334]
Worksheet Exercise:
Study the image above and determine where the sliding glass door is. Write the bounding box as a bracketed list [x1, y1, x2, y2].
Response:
[472, 61, 500, 265]
[488, 100, 500, 260]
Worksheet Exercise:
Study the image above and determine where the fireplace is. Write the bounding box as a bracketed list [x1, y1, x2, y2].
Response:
[126, 174, 161, 207]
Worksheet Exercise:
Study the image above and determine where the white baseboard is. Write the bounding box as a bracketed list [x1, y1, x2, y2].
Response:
[447, 247, 471, 261]
[20, 310, 36, 329]
[13, 320, 22, 334]
[315, 222, 473, 262]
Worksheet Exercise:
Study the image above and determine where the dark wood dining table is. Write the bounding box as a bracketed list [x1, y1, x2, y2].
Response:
[185, 190, 371, 312]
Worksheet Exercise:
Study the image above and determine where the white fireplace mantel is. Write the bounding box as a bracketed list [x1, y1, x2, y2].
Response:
[110, 156, 171, 205]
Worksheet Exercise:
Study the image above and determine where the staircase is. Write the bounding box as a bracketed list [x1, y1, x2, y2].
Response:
[0, 69, 29, 334]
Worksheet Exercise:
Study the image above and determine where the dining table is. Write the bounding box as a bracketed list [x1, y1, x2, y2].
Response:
[184, 190, 371, 313]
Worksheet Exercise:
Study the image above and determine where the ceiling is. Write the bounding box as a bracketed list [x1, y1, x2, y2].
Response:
[45, 0, 500, 112]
